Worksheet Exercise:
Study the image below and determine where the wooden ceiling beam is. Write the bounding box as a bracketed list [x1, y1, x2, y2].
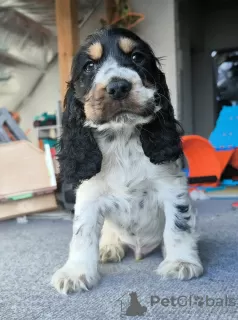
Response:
[55, 0, 79, 108]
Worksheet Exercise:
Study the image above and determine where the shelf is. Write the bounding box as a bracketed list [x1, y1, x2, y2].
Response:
[34, 125, 60, 131]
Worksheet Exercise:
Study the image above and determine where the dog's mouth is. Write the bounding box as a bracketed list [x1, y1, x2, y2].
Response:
[93, 107, 140, 125]
[99, 103, 155, 127]
[110, 108, 139, 118]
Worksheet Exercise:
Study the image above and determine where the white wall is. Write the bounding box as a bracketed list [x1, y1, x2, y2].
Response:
[19, 62, 60, 145]
[131, 0, 179, 114]
[178, 2, 195, 134]
[19, 0, 178, 145]
[0, 66, 42, 112]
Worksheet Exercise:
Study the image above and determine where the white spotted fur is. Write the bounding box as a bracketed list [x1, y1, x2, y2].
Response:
[52, 124, 203, 294]
[51, 56, 203, 294]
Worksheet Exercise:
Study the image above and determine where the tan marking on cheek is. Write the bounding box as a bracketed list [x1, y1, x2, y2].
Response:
[119, 37, 136, 54]
[84, 101, 104, 121]
[94, 83, 106, 99]
[88, 42, 103, 60]
[84, 85, 106, 121]
[84, 84, 105, 102]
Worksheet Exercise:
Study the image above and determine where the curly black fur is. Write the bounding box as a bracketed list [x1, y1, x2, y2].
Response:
[58, 84, 102, 185]
[139, 63, 183, 165]
[139, 105, 183, 165]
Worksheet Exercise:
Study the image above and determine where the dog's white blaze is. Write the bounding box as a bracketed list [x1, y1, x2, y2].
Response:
[94, 57, 140, 85]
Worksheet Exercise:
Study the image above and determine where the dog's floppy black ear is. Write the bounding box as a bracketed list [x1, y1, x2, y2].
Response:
[58, 83, 102, 186]
[140, 71, 183, 165]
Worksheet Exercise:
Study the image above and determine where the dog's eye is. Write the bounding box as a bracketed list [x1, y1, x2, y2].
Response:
[131, 52, 145, 64]
[83, 61, 95, 73]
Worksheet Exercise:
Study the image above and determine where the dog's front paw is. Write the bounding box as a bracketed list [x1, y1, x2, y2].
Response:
[100, 244, 125, 263]
[157, 259, 203, 280]
[51, 262, 100, 294]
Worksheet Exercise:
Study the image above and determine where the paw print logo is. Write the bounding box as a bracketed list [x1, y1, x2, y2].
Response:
[193, 296, 204, 307]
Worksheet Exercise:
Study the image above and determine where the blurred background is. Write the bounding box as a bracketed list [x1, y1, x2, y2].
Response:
[0, 0, 238, 216]
[0, 0, 238, 141]
[0, 3, 238, 318]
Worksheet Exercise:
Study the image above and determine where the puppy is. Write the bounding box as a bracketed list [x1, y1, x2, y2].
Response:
[52, 27, 203, 294]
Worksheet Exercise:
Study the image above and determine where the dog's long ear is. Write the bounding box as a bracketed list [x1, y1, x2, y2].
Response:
[58, 83, 102, 186]
[140, 70, 183, 165]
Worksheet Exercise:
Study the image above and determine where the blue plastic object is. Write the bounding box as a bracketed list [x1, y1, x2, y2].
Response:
[209, 105, 238, 150]
[182, 168, 189, 177]
[197, 186, 226, 192]
[221, 179, 238, 186]
[0, 107, 28, 143]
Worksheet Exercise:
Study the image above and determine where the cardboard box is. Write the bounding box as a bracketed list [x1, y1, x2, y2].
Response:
[0, 193, 57, 221]
[0, 140, 58, 220]
[0, 140, 56, 201]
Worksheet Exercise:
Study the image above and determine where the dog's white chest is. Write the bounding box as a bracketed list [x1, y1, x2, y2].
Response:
[98, 132, 165, 258]
[99, 131, 157, 186]
[109, 184, 165, 259]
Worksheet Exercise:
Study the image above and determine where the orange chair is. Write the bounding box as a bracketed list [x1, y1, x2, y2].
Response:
[182, 135, 225, 187]
[230, 149, 238, 170]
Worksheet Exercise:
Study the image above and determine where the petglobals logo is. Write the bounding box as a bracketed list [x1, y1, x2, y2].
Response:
[150, 295, 237, 308]
[116, 292, 238, 318]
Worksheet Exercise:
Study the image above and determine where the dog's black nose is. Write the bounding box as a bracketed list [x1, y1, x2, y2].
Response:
[106, 79, 132, 100]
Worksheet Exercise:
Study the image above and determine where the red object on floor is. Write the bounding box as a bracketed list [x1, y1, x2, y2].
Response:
[232, 202, 238, 209]
[50, 147, 56, 157]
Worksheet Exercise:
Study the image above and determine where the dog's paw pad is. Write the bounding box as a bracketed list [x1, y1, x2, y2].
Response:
[100, 244, 125, 263]
[156, 260, 203, 280]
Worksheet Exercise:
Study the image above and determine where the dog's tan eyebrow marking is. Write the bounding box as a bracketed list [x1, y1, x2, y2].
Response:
[87, 42, 103, 60]
[119, 37, 136, 54]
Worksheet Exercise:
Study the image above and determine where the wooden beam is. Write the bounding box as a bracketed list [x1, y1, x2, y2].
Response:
[55, 0, 79, 108]
[104, 0, 116, 24]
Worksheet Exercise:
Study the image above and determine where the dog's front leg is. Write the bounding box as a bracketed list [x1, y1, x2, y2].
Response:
[157, 173, 203, 280]
[51, 183, 105, 294]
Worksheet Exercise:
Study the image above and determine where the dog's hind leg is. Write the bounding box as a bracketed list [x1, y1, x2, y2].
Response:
[100, 220, 126, 263]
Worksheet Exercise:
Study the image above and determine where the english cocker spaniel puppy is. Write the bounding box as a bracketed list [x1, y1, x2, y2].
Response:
[52, 27, 203, 294]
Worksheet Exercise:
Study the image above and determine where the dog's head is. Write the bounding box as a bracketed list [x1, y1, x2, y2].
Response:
[72, 28, 161, 126]
[59, 27, 183, 185]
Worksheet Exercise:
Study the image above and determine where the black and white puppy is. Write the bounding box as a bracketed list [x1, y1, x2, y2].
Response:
[52, 27, 203, 294]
